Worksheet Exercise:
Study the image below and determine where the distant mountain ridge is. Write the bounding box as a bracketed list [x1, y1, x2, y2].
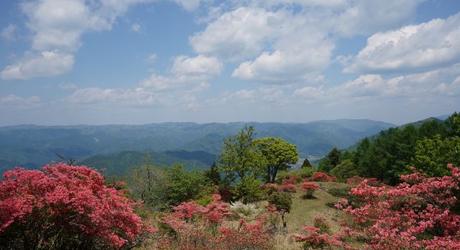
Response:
[0, 119, 394, 173]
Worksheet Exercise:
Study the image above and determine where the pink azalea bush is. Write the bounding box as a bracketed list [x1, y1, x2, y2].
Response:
[294, 226, 344, 249]
[0, 163, 153, 249]
[311, 172, 336, 182]
[301, 181, 320, 199]
[158, 194, 273, 249]
[338, 164, 460, 249]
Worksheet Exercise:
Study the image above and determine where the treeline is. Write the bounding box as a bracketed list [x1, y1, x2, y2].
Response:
[319, 113, 460, 183]
[121, 126, 312, 210]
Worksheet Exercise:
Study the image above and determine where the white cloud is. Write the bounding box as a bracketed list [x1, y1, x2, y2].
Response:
[172, 55, 222, 76]
[324, 63, 460, 99]
[330, 0, 424, 37]
[2, 0, 201, 80]
[346, 12, 460, 73]
[0, 95, 41, 107]
[142, 54, 221, 90]
[1, 51, 74, 80]
[190, 7, 281, 61]
[1, 24, 17, 41]
[192, 0, 424, 84]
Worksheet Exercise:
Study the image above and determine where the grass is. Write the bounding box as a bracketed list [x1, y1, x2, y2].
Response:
[274, 182, 350, 249]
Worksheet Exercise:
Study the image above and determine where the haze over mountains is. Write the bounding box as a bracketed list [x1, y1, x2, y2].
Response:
[0, 119, 394, 174]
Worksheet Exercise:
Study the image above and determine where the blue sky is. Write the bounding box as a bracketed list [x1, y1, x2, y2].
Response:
[1, 0, 460, 125]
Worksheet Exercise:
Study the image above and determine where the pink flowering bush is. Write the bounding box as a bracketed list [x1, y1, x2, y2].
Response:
[338, 164, 460, 250]
[0, 163, 153, 249]
[301, 181, 320, 199]
[311, 172, 336, 182]
[294, 226, 343, 249]
[158, 194, 273, 249]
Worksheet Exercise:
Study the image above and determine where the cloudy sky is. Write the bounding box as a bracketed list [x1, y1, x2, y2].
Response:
[1, 0, 460, 125]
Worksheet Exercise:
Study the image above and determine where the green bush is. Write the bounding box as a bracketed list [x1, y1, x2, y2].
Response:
[234, 176, 266, 203]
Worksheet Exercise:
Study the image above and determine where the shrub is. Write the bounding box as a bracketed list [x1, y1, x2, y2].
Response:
[313, 216, 330, 234]
[158, 195, 273, 249]
[339, 164, 460, 249]
[234, 176, 266, 203]
[267, 191, 292, 229]
[294, 226, 343, 249]
[301, 181, 320, 199]
[0, 164, 152, 249]
[230, 201, 263, 220]
[311, 172, 336, 182]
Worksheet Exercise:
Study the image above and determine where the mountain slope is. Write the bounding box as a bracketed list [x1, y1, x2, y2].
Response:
[80, 150, 216, 176]
[0, 120, 394, 172]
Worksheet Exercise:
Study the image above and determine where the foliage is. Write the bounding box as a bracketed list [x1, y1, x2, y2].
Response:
[162, 165, 212, 207]
[301, 157, 313, 168]
[332, 113, 460, 183]
[0, 163, 152, 249]
[338, 164, 460, 249]
[330, 159, 360, 181]
[254, 137, 298, 183]
[318, 147, 341, 173]
[129, 164, 212, 210]
[204, 162, 221, 186]
[234, 176, 266, 203]
[301, 182, 320, 199]
[218, 126, 266, 182]
[412, 135, 460, 176]
[128, 162, 166, 208]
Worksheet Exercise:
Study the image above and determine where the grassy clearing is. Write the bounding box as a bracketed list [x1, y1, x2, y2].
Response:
[275, 182, 349, 249]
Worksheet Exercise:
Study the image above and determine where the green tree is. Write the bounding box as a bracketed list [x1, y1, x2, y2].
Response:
[163, 165, 210, 207]
[254, 137, 298, 183]
[301, 157, 313, 168]
[412, 135, 460, 176]
[446, 112, 460, 137]
[318, 147, 341, 172]
[205, 162, 221, 186]
[218, 126, 266, 182]
[128, 162, 166, 207]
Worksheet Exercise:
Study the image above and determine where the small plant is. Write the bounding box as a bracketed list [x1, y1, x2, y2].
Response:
[301, 181, 320, 199]
[313, 216, 331, 234]
[230, 201, 263, 220]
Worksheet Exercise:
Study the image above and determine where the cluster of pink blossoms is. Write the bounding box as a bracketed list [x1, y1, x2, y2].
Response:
[0, 163, 152, 248]
[339, 164, 460, 249]
[159, 194, 273, 249]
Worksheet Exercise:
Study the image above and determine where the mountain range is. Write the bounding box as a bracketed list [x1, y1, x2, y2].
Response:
[0, 119, 395, 175]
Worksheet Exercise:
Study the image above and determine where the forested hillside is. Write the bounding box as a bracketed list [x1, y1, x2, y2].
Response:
[319, 113, 460, 184]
